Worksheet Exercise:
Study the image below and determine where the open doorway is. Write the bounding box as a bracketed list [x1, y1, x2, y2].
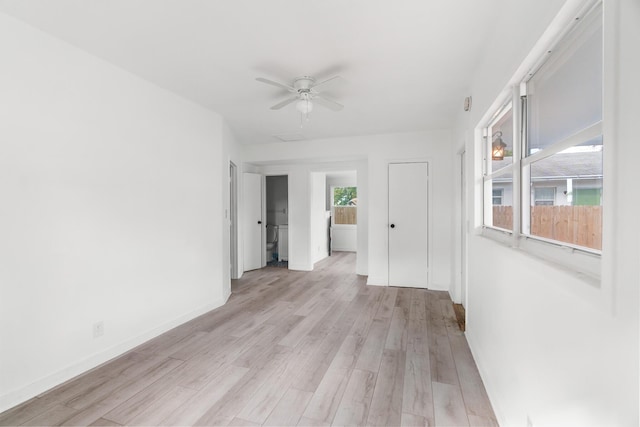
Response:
[265, 175, 288, 268]
[326, 171, 357, 254]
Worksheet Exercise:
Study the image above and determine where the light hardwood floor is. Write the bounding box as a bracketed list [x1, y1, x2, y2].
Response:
[0, 252, 497, 426]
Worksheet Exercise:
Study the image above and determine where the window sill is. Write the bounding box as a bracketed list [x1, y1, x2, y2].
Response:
[481, 226, 513, 245]
[480, 226, 601, 286]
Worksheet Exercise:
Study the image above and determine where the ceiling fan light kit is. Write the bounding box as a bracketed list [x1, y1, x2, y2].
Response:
[296, 97, 313, 114]
[256, 74, 344, 125]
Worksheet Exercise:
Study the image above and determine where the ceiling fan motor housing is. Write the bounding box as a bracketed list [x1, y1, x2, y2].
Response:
[294, 76, 316, 91]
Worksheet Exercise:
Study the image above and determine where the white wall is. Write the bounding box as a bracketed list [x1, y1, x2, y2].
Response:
[244, 130, 453, 289]
[0, 14, 231, 411]
[452, 0, 639, 425]
[331, 227, 357, 252]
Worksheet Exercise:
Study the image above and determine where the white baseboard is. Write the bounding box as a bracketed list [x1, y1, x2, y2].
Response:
[366, 276, 388, 286]
[0, 297, 226, 413]
[428, 281, 449, 291]
[312, 252, 329, 266]
[222, 287, 231, 304]
[288, 263, 313, 271]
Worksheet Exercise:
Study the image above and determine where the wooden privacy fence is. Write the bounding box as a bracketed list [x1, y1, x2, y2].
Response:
[492, 206, 513, 231]
[492, 205, 602, 250]
[334, 206, 357, 225]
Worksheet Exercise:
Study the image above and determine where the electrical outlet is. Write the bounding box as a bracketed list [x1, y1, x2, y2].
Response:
[93, 321, 104, 338]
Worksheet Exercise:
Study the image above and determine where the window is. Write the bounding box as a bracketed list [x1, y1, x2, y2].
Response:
[573, 188, 601, 206]
[483, 102, 514, 232]
[332, 186, 357, 225]
[492, 188, 504, 205]
[482, 4, 602, 253]
[534, 187, 555, 206]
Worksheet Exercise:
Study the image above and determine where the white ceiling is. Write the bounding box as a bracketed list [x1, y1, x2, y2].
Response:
[0, 0, 505, 144]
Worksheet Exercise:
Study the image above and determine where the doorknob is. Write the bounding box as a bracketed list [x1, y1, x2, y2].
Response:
[258, 221, 262, 224]
[390, 224, 395, 228]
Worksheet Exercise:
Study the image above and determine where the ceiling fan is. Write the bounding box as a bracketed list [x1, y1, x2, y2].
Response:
[256, 75, 344, 118]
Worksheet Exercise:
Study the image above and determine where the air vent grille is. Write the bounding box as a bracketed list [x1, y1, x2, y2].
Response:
[273, 133, 306, 142]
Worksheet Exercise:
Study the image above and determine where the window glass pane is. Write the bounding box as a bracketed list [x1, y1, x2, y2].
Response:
[333, 187, 357, 206]
[574, 188, 601, 205]
[534, 187, 556, 206]
[333, 187, 357, 225]
[492, 188, 503, 205]
[488, 107, 513, 173]
[529, 149, 602, 250]
[527, 19, 602, 155]
[490, 179, 512, 230]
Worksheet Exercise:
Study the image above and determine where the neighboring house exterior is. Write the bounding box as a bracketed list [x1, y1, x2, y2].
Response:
[491, 149, 603, 207]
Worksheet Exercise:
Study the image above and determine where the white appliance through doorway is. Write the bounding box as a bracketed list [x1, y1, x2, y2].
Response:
[388, 162, 429, 288]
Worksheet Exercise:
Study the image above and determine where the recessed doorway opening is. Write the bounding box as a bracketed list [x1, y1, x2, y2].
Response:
[265, 175, 289, 268]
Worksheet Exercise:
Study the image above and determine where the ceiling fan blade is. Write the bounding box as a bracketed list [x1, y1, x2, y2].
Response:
[256, 77, 296, 92]
[270, 96, 298, 110]
[311, 75, 341, 90]
[314, 94, 344, 111]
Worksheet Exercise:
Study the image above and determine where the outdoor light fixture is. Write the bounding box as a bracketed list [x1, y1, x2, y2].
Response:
[491, 131, 507, 161]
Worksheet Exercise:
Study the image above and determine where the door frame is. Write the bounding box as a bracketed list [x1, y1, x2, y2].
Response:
[229, 161, 239, 279]
[459, 150, 468, 308]
[387, 159, 432, 288]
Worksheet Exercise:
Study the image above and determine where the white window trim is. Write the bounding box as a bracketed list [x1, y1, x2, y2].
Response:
[521, 121, 603, 167]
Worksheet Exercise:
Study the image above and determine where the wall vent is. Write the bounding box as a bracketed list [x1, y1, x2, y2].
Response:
[273, 133, 306, 142]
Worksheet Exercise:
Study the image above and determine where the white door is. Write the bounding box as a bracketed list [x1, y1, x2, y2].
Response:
[243, 172, 262, 271]
[388, 162, 428, 288]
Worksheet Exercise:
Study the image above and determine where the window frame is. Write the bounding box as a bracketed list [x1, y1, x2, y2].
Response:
[479, 1, 603, 278]
[482, 100, 516, 233]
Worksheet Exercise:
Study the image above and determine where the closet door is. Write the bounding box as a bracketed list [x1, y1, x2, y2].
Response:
[388, 162, 429, 288]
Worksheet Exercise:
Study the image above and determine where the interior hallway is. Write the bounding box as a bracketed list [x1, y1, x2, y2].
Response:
[0, 252, 496, 426]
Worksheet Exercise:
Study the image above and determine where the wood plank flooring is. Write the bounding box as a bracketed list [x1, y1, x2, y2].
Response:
[0, 252, 497, 426]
